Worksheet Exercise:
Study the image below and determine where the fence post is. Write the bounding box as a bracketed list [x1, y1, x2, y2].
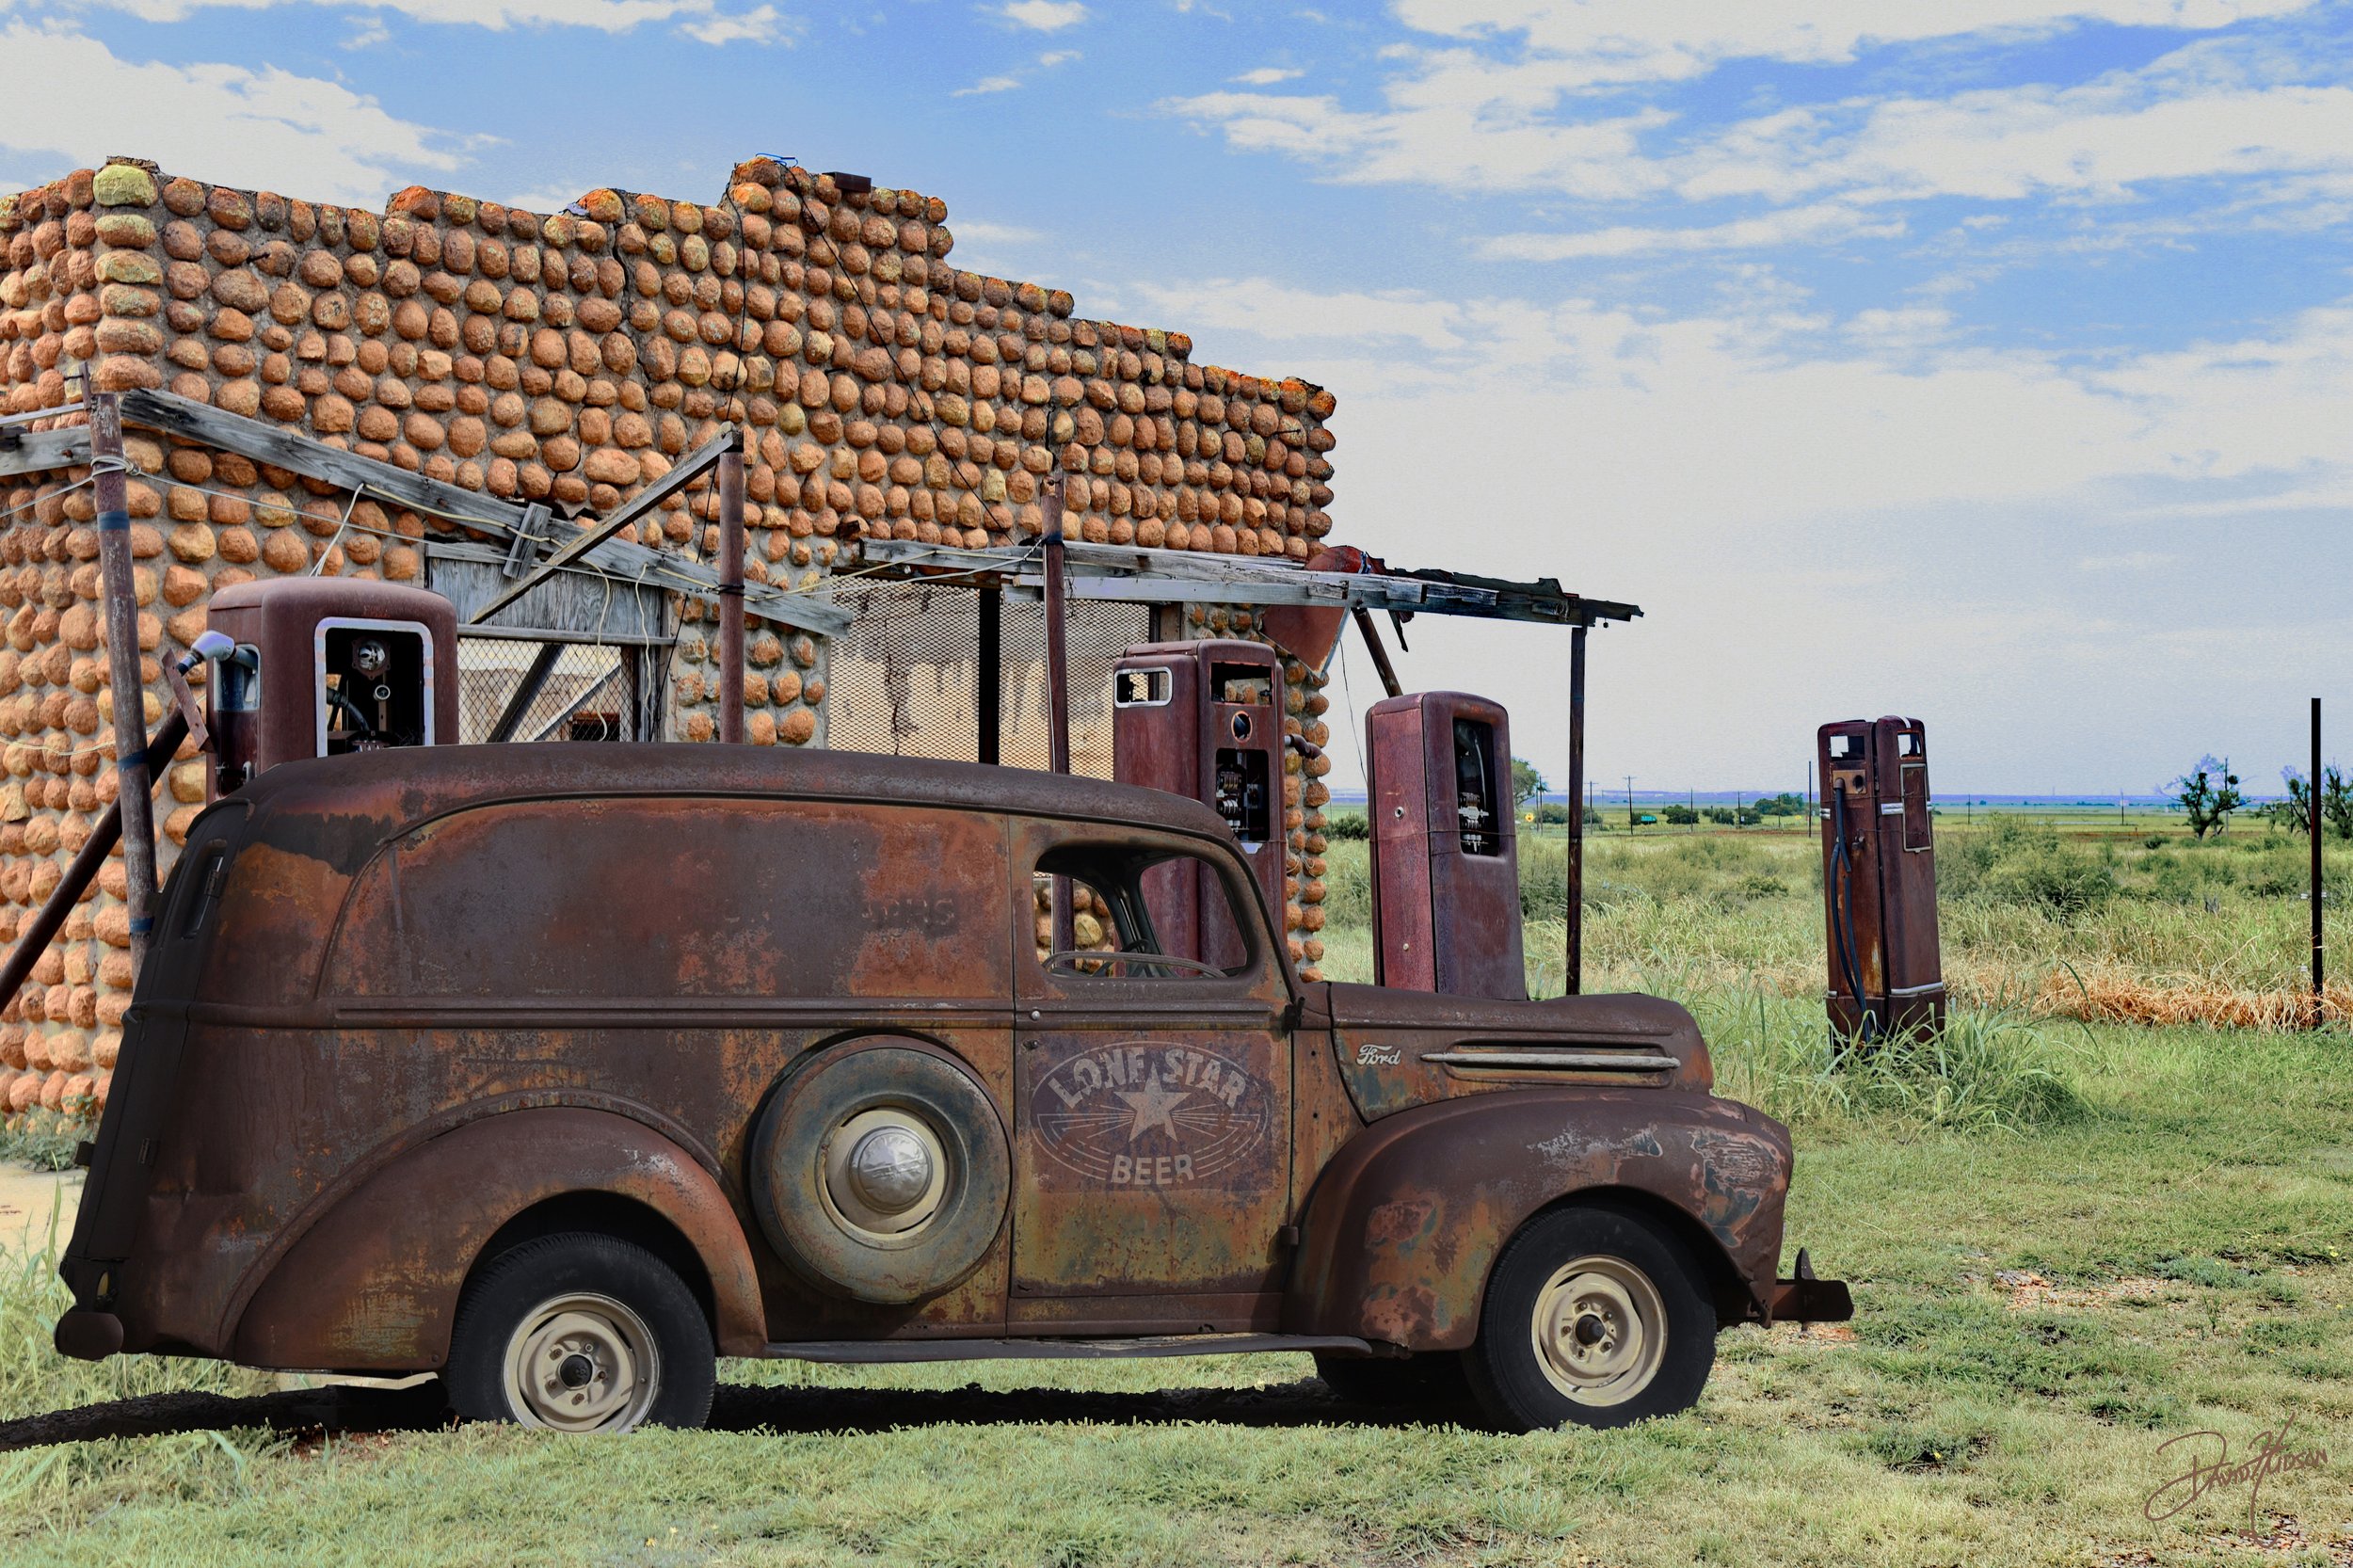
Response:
[716, 430, 745, 744]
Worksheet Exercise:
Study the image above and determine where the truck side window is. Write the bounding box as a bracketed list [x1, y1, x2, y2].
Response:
[1035, 843, 1255, 982]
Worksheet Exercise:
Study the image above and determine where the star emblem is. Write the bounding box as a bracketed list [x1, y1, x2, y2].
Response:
[1115, 1073, 1192, 1143]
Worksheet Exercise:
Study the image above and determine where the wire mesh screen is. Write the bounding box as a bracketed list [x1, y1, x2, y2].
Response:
[824, 583, 1150, 778]
[456, 638, 648, 744]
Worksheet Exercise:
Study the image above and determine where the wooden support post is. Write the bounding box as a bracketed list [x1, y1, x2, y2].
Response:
[1351, 607, 1403, 699]
[1043, 477, 1072, 953]
[976, 582, 1001, 766]
[91, 393, 160, 968]
[487, 643, 564, 744]
[2314, 696, 2325, 1030]
[717, 433, 745, 744]
[1566, 624, 1586, 996]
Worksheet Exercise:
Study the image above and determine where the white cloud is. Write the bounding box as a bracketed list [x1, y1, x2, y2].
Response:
[998, 0, 1085, 30]
[1168, 16, 2353, 230]
[74, 0, 719, 25]
[949, 219, 1046, 246]
[2078, 551, 2179, 569]
[0, 22, 462, 204]
[1233, 67, 1302, 86]
[676, 3, 796, 42]
[1163, 87, 1672, 199]
[1038, 49, 1080, 66]
[1143, 274, 2353, 524]
[953, 74, 1024, 96]
[1389, 0, 2318, 90]
[1481, 201, 1901, 259]
[1126, 278, 1470, 351]
[1680, 44, 2353, 206]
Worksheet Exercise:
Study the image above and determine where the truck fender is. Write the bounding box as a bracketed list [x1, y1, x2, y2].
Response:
[229, 1106, 765, 1370]
[1282, 1089, 1791, 1351]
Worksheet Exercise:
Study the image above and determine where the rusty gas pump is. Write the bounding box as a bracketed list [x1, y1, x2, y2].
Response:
[1818, 715, 1945, 1043]
[0, 580, 459, 1006]
[1366, 691, 1525, 1000]
[203, 579, 456, 801]
[1110, 640, 1287, 968]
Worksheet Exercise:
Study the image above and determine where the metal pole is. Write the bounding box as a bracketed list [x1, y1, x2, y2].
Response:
[716, 431, 745, 744]
[976, 582, 1000, 766]
[2313, 696, 2325, 1030]
[90, 393, 160, 968]
[1042, 477, 1072, 953]
[1565, 623, 1585, 996]
[1625, 775, 1635, 829]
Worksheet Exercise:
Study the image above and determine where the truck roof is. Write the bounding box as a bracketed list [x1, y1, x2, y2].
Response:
[218, 741, 1246, 845]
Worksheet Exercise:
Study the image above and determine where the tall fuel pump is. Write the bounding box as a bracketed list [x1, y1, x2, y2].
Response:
[1366, 691, 1525, 1000]
[1110, 640, 1287, 968]
[1817, 716, 1945, 1042]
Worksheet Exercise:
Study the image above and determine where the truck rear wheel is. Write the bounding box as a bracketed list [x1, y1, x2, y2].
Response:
[446, 1232, 714, 1432]
[1464, 1206, 1714, 1432]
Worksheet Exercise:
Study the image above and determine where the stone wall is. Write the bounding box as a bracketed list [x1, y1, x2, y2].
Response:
[0, 154, 1338, 1123]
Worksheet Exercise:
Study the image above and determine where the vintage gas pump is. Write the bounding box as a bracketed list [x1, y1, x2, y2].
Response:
[1111, 640, 1286, 968]
[1817, 716, 1945, 1042]
[203, 579, 458, 802]
[1366, 692, 1525, 1000]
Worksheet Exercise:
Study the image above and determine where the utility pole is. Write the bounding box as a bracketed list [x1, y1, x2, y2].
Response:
[90, 392, 161, 969]
[716, 428, 745, 743]
[1625, 775, 1636, 829]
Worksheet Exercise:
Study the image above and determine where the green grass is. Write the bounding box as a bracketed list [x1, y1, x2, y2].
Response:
[7, 827, 2353, 1564]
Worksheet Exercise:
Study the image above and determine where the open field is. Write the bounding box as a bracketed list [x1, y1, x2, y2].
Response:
[2, 819, 2350, 1565]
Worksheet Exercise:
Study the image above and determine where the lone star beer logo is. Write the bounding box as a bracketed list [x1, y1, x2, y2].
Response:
[1032, 1043, 1272, 1188]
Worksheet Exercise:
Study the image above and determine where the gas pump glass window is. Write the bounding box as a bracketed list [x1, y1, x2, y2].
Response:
[317, 623, 430, 755]
[1035, 844, 1255, 982]
[1452, 717, 1502, 856]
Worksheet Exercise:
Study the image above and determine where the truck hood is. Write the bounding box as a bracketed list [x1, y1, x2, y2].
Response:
[1307, 983, 1716, 1122]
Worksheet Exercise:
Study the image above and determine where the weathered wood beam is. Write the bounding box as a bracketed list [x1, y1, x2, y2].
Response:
[115, 391, 847, 635]
[0, 425, 91, 480]
[855, 537, 1641, 629]
[467, 427, 740, 625]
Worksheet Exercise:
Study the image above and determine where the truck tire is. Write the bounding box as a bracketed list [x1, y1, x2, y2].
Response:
[750, 1040, 1010, 1305]
[446, 1232, 714, 1432]
[1463, 1206, 1714, 1432]
[1313, 1351, 1475, 1413]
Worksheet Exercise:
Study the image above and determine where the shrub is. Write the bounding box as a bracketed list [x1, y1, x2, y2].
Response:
[1323, 809, 1368, 842]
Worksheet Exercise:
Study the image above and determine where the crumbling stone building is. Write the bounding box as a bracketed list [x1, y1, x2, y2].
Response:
[0, 154, 1342, 1122]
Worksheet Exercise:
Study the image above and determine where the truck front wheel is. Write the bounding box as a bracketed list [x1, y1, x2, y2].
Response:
[1464, 1206, 1714, 1432]
[447, 1232, 715, 1432]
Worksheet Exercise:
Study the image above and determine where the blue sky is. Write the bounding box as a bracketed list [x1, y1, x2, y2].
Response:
[3, 0, 2347, 795]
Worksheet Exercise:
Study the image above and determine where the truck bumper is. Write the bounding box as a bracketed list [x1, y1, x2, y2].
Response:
[1765, 1248, 1853, 1323]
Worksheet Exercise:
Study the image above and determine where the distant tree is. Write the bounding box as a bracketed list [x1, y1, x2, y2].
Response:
[1662, 804, 1698, 825]
[2270, 766, 2353, 840]
[2167, 756, 2244, 840]
[1534, 802, 1574, 825]
[1511, 758, 1545, 810]
[1756, 792, 1804, 817]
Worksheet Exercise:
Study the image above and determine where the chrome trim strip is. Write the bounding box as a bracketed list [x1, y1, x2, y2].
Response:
[1420, 1049, 1680, 1071]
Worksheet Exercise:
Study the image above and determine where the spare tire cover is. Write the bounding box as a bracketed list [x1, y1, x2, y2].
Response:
[750, 1040, 1009, 1304]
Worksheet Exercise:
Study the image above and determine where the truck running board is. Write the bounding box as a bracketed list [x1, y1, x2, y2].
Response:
[762, 1334, 1383, 1364]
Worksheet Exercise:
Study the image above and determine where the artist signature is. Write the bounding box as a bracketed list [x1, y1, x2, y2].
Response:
[2142, 1417, 2330, 1530]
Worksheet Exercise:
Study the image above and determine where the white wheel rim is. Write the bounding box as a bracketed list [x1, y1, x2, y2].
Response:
[1529, 1254, 1668, 1406]
[502, 1292, 662, 1432]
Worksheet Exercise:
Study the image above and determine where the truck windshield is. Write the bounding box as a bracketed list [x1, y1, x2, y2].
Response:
[1033, 843, 1254, 982]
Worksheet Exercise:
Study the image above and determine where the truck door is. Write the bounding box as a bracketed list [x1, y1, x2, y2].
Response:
[1007, 819, 1294, 1330]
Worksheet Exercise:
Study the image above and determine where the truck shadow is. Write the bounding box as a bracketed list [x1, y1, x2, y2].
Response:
[0, 1377, 1477, 1451]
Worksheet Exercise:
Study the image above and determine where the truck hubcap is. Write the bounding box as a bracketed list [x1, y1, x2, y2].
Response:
[1530, 1256, 1666, 1405]
[822, 1106, 950, 1242]
[503, 1293, 661, 1432]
